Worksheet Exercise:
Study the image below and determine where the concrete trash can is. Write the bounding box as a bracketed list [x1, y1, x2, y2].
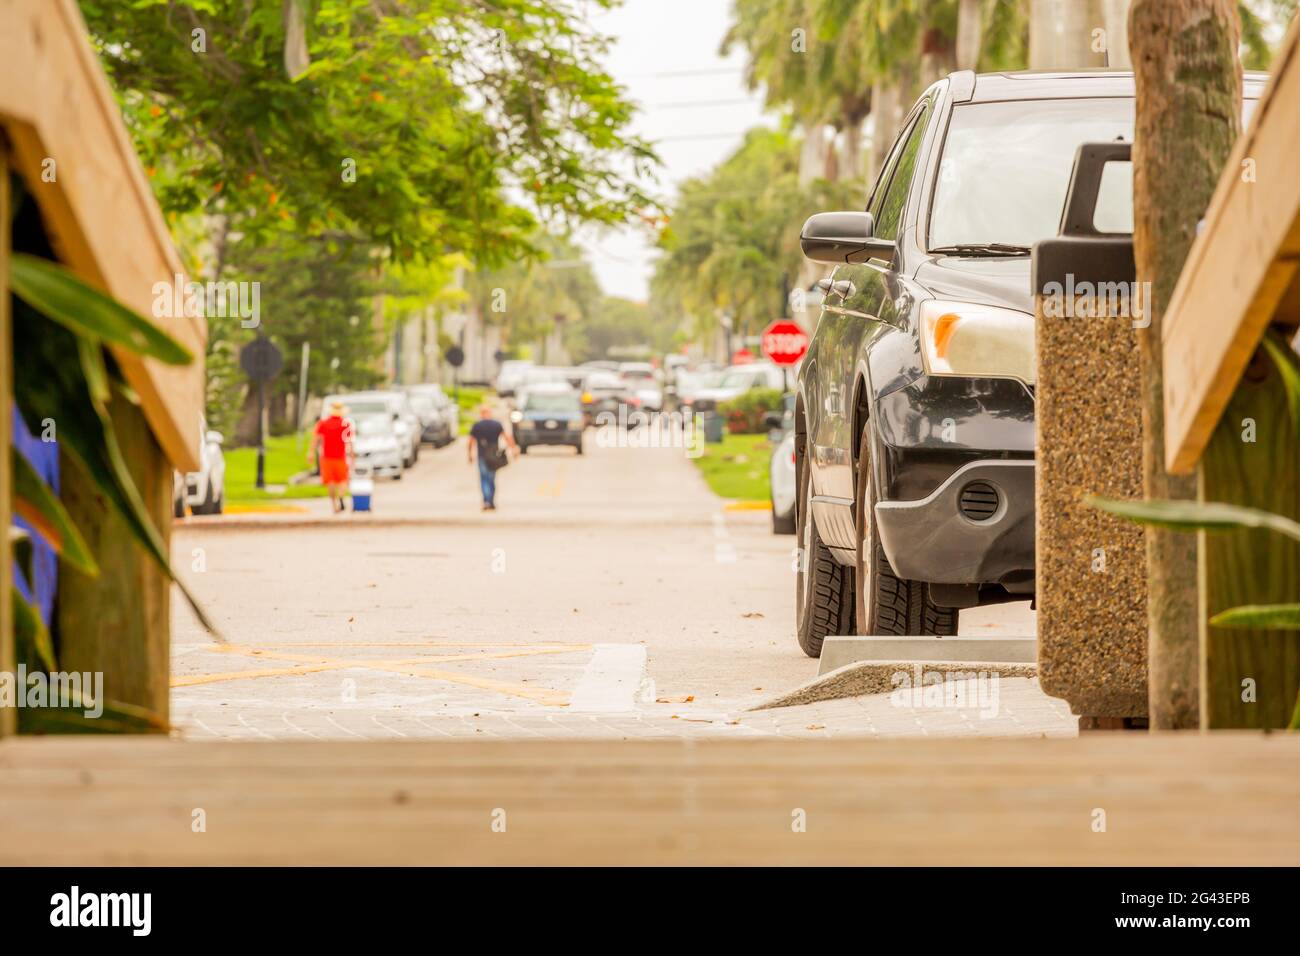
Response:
[703, 412, 725, 444]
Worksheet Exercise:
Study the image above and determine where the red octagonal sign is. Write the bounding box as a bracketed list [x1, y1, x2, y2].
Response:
[761, 320, 809, 367]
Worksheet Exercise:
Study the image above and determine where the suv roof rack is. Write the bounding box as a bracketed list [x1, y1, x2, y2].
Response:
[949, 69, 976, 103]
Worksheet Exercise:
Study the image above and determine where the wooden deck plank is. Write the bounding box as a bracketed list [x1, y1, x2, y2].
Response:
[3, 736, 1298, 865]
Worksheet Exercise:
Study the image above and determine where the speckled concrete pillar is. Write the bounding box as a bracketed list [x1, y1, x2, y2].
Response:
[1035, 296, 1148, 719]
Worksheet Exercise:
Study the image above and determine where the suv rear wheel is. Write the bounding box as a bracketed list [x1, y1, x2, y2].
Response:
[795, 431, 854, 657]
[854, 426, 958, 636]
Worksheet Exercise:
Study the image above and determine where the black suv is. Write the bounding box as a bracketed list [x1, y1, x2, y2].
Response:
[793, 69, 1263, 656]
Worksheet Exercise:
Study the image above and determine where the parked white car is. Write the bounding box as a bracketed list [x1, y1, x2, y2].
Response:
[617, 362, 663, 412]
[494, 360, 535, 397]
[685, 361, 790, 413]
[350, 412, 404, 479]
[172, 417, 226, 517]
[769, 430, 796, 534]
[329, 391, 420, 467]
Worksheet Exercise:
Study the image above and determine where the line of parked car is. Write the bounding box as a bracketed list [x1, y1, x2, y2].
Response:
[322, 384, 460, 480]
[496, 360, 678, 453]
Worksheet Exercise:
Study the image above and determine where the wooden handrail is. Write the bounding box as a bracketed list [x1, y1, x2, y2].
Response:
[0, 0, 205, 472]
[1162, 14, 1300, 474]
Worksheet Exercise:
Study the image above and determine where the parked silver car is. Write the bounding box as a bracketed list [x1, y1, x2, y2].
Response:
[404, 383, 459, 447]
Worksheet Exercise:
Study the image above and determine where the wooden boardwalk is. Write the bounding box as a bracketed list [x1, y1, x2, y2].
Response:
[3, 734, 1299, 865]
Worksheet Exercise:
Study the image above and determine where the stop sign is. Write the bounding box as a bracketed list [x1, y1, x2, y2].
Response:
[761, 320, 809, 366]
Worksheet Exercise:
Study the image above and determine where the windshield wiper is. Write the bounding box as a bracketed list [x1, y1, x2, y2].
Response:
[929, 242, 1032, 257]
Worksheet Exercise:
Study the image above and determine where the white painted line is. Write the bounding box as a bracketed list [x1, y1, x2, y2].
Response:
[567, 644, 648, 713]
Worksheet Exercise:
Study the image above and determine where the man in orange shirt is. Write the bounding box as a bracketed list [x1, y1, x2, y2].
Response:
[311, 400, 354, 514]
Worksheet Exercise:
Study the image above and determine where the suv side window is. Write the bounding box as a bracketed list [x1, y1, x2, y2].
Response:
[873, 102, 931, 242]
[866, 117, 913, 216]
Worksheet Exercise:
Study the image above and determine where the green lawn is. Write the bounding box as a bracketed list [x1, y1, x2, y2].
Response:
[691, 432, 773, 502]
[224, 432, 330, 501]
[453, 386, 487, 434]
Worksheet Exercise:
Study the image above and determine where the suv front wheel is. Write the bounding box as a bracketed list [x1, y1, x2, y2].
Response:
[795, 433, 854, 657]
[855, 426, 958, 636]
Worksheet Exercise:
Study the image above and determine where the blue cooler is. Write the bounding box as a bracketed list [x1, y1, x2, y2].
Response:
[350, 464, 374, 512]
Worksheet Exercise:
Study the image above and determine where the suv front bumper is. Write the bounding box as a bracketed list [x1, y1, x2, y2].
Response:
[873, 459, 1034, 587]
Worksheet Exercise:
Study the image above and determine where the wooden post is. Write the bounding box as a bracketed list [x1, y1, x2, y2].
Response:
[57, 397, 172, 724]
[0, 139, 14, 737]
[1130, 0, 1243, 729]
[1199, 344, 1300, 727]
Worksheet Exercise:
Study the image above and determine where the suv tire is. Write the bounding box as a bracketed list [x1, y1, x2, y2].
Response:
[795, 431, 854, 657]
[854, 425, 960, 636]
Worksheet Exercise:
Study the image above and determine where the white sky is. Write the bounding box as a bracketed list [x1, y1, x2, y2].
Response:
[575, 0, 776, 302]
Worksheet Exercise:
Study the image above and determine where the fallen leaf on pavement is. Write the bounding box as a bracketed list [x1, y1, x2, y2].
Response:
[656, 695, 694, 703]
[742, 612, 764, 619]
[806, 724, 825, 731]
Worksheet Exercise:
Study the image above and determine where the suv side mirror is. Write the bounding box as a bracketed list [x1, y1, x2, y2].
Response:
[800, 211, 896, 264]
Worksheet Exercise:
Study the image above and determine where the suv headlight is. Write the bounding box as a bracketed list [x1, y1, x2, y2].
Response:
[919, 300, 1035, 385]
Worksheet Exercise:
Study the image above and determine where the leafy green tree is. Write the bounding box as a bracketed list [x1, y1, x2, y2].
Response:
[465, 234, 602, 356]
[1241, 0, 1300, 68]
[566, 296, 676, 363]
[78, 0, 657, 266]
[653, 127, 857, 343]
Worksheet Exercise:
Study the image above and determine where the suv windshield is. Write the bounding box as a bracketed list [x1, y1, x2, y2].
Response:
[929, 98, 1136, 250]
[525, 393, 580, 413]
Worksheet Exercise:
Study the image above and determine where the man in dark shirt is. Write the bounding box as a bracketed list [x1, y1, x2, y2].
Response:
[467, 405, 516, 511]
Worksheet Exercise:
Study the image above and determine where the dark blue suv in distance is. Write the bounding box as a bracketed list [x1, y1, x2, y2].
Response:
[792, 69, 1265, 657]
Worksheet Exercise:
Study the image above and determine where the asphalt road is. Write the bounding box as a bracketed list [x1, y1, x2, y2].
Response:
[169, 429, 1040, 739]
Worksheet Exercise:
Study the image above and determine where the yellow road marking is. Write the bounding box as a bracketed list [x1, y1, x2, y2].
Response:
[173, 643, 587, 705]
[724, 500, 771, 512]
[229, 641, 591, 649]
[222, 502, 311, 514]
[535, 462, 568, 497]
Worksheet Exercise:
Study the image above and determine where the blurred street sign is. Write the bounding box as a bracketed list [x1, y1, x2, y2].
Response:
[445, 345, 465, 368]
[239, 337, 283, 490]
[731, 348, 755, 365]
[761, 320, 809, 367]
[240, 336, 283, 381]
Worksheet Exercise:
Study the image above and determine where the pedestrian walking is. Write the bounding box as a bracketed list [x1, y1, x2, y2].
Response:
[468, 404, 516, 511]
[311, 399, 354, 514]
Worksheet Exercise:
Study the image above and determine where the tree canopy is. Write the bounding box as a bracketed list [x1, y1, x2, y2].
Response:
[652, 126, 857, 342]
[79, 0, 657, 267]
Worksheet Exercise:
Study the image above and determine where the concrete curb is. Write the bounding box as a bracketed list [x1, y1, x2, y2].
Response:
[749, 659, 1040, 711]
[817, 635, 1037, 674]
